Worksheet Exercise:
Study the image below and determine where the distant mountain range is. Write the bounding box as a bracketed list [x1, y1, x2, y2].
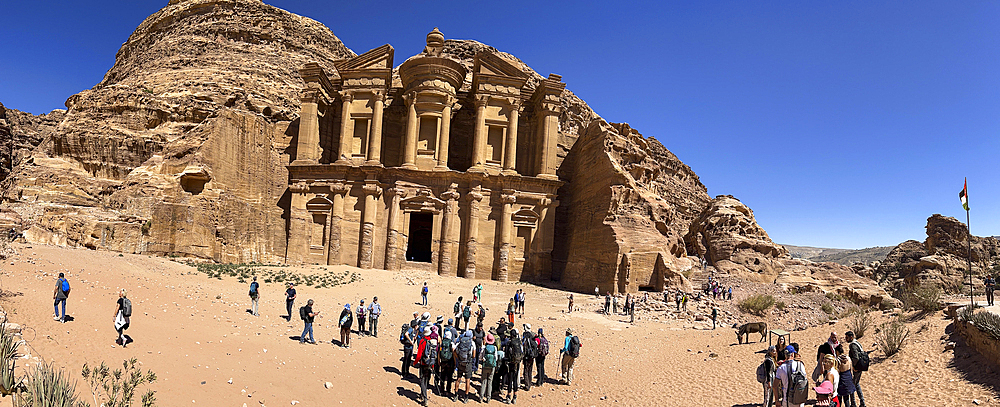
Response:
[781, 244, 895, 266]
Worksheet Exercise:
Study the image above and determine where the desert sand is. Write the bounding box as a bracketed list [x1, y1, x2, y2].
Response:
[1, 243, 997, 406]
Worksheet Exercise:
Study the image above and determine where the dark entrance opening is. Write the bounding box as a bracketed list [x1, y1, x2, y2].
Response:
[638, 286, 656, 292]
[407, 213, 433, 263]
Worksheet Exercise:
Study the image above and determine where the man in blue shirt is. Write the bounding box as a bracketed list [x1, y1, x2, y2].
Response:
[248, 276, 260, 316]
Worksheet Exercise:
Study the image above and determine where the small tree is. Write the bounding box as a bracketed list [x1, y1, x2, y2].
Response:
[738, 294, 776, 316]
[81, 359, 157, 407]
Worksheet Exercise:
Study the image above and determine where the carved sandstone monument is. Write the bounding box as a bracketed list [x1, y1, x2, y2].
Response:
[0, 0, 893, 300]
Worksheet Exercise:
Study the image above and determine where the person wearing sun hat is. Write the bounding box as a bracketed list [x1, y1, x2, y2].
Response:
[479, 333, 501, 403]
[338, 303, 354, 348]
[813, 379, 835, 406]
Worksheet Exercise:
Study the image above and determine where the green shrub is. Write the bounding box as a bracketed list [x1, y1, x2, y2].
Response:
[81, 358, 157, 407]
[0, 321, 20, 396]
[876, 317, 910, 357]
[140, 221, 152, 236]
[848, 308, 873, 339]
[825, 292, 845, 302]
[969, 308, 1000, 340]
[738, 294, 776, 316]
[821, 302, 835, 315]
[775, 300, 786, 310]
[21, 361, 86, 407]
[904, 283, 942, 312]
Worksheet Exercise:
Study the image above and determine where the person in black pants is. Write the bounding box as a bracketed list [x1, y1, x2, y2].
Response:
[401, 324, 414, 377]
[284, 283, 296, 321]
[504, 328, 522, 404]
[534, 328, 547, 387]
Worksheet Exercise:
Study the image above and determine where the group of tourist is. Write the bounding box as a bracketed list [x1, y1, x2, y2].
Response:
[400, 294, 581, 405]
[601, 292, 640, 322]
[49, 273, 133, 347]
[704, 277, 733, 301]
[278, 281, 382, 346]
[761, 331, 868, 407]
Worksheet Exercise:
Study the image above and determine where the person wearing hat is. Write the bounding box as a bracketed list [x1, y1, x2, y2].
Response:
[773, 345, 806, 407]
[284, 282, 297, 321]
[368, 297, 382, 337]
[453, 330, 476, 403]
[476, 302, 487, 327]
[300, 299, 319, 344]
[414, 328, 437, 406]
[356, 299, 367, 336]
[248, 276, 260, 317]
[338, 303, 354, 348]
[479, 333, 502, 403]
[813, 379, 835, 406]
[560, 328, 580, 385]
[534, 328, 549, 388]
[53, 272, 71, 322]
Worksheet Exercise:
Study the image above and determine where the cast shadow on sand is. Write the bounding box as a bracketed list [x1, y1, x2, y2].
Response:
[946, 321, 1000, 393]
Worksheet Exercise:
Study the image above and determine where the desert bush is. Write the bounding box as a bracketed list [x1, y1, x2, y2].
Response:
[775, 300, 786, 310]
[821, 302, 835, 315]
[738, 294, 776, 316]
[81, 358, 157, 407]
[825, 292, 845, 302]
[876, 317, 910, 357]
[21, 361, 86, 407]
[847, 308, 873, 339]
[904, 283, 942, 312]
[0, 321, 20, 396]
[969, 309, 1000, 340]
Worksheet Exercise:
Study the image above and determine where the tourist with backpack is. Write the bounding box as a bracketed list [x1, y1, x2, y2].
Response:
[534, 328, 549, 387]
[368, 297, 382, 337]
[401, 323, 415, 378]
[454, 296, 464, 321]
[479, 333, 501, 403]
[453, 330, 476, 402]
[285, 283, 296, 321]
[503, 328, 523, 404]
[299, 299, 319, 344]
[472, 322, 486, 371]
[53, 272, 71, 323]
[357, 300, 367, 336]
[338, 303, 353, 348]
[248, 276, 259, 316]
[845, 331, 868, 407]
[756, 345, 777, 407]
[774, 345, 808, 407]
[476, 303, 487, 327]
[421, 282, 429, 306]
[113, 289, 132, 347]
[438, 330, 456, 399]
[462, 301, 472, 330]
[414, 327, 437, 406]
[521, 324, 537, 391]
[506, 298, 515, 324]
[560, 328, 580, 385]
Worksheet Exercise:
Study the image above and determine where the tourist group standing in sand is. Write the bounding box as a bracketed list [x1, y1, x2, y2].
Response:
[763, 331, 868, 407]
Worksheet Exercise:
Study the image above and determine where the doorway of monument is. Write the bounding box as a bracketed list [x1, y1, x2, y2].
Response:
[406, 212, 433, 263]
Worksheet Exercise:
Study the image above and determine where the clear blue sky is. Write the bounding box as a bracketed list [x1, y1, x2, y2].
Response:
[2, 1, 998, 249]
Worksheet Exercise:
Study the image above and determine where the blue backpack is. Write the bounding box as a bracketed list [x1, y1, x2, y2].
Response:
[60, 279, 70, 294]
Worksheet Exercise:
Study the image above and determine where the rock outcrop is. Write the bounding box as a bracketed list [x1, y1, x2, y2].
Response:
[555, 120, 708, 294]
[878, 214, 1000, 294]
[683, 195, 895, 307]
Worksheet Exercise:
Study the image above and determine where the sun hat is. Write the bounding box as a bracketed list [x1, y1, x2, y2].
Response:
[437, 315, 444, 323]
[423, 327, 432, 336]
[421, 312, 430, 320]
[767, 345, 776, 352]
[523, 323, 531, 331]
[814, 380, 834, 395]
[566, 328, 574, 335]
[486, 334, 495, 345]
[431, 325, 439, 333]
[464, 330, 473, 338]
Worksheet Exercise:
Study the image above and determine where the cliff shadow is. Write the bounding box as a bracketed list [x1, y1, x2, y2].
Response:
[946, 321, 1000, 393]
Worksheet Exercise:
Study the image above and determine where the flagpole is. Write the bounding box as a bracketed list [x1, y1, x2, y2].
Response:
[968, 207, 974, 307]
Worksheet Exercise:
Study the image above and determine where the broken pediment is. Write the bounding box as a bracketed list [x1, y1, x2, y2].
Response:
[400, 190, 446, 213]
[334, 44, 394, 72]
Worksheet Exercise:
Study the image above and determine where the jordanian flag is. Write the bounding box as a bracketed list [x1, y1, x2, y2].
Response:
[960, 178, 969, 211]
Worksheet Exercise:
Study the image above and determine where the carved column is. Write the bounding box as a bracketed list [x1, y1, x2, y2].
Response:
[438, 184, 460, 276]
[538, 107, 560, 180]
[497, 190, 517, 282]
[336, 92, 354, 164]
[359, 182, 382, 269]
[383, 186, 407, 271]
[367, 91, 385, 165]
[469, 96, 489, 173]
[536, 197, 559, 279]
[287, 182, 312, 262]
[327, 182, 349, 265]
[435, 97, 455, 171]
[293, 92, 320, 164]
[463, 185, 484, 279]
[503, 100, 520, 175]
[402, 92, 418, 169]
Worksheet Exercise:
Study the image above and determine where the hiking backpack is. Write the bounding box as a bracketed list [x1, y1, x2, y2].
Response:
[507, 338, 523, 362]
[456, 338, 474, 363]
[463, 306, 471, 320]
[299, 306, 308, 321]
[537, 337, 550, 357]
[785, 361, 809, 405]
[483, 344, 498, 368]
[524, 336, 538, 358]
[421, 340, 438, 367]
[852, 343, 871, 372]
[755, 358, 774, 384]
[249, 282, 258, 296]
[454, 302, 461, 315]
[568, 336, 581, 358]
[440, 338, 453, 361]
[122, 298, 132, 318]
[60, 279, 70, 294]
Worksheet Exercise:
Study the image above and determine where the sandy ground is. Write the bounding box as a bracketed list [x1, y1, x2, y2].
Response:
[2, 243, 998, 406]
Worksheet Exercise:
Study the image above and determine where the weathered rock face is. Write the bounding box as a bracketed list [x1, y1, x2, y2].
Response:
[685, 195, 789, 275]
[3, 0, 354, 261]
[554, 120, 707, 294]
[877, 214, 1000, 294]
[0, 103, 64, 185]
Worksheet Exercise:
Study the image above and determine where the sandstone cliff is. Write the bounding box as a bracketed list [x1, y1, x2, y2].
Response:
[878, 214, 1000, 294]
[554, 120, 708, 294]
[684, 195, 895, 307]
[3, 0, 354, 261]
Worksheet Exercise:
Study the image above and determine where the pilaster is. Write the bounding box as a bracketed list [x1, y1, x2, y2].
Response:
[435, 96, 455, 171]
[503, 99, 520, 175]
[292, 92, 321, 164]
[359, 182, 382, 269]
[438, 184, 460, 276]
[367, 91, 385, 165]
[402, 92, 418, 169]
[463, 185, 484, 279]
[327, 182, 349, 265]
[336, 92, 354, 164]
[383, 186, 408, 271]
[469, 96, 489, 173]
[497, 190, 517, 282]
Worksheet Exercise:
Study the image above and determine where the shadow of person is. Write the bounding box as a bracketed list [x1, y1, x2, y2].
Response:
[383, 366, 420, 384]
[396, 386, 421, 403]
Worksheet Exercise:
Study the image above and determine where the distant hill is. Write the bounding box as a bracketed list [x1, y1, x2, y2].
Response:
[781, 244, 894, 266]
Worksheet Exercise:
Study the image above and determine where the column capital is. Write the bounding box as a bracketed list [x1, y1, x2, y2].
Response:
[441, 183, 460, 201]
[500, 190, 518, 204]
[474, 95, 490, 108]
[372, 90, 386, 102]
[340, 91, 354, 103]
[329, 182, 350, 194]
[290, 181, 310, 193]
[465, 185, 485, 202]
[403, 92, 418, 107]
[301, 89, 323, 105]
[362, 182, 382, 197]
[508, 97, 522, 110]
[385, 186, 408, 199]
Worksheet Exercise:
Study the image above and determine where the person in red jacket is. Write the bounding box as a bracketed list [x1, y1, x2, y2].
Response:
[413, 327, 436, 406]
